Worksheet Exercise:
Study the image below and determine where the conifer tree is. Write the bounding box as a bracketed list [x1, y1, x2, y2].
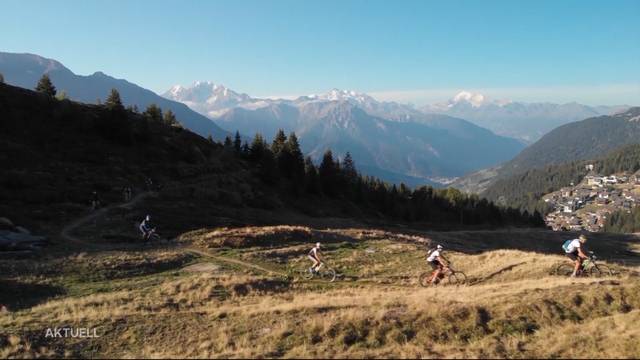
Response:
[207, 134, 214, 143]
[233, 131, 242, 153]
[304, 156, 320, 194]
[241, 142, 250, 156]
[286, 132, 305, 180]
[105, 88, 124, 111]
[143, 104, 163, 122]
[163, 109, 179, 126]
[250, 134, 268, 161]
[0, 73, 4, 83]
[319, 150, 337, 196]
[271, 129, 287, 155]
[35, 74, 56, 97]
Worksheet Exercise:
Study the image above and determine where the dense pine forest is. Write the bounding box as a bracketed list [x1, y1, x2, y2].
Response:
[605, 207, 640, 233]
[483, 144, 640, 215]
[224, 129, 543, 227]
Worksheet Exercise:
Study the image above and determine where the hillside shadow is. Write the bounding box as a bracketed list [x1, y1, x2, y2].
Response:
[0, 280, 65, 311]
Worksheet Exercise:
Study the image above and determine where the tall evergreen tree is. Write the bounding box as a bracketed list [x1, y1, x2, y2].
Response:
[271, 129, 287, 154]
[250, 134, 268, 161]
[319, 150, 337, 196]
[35, 74, 56, 97]
[286, 132, 305, 180]
[241, 141, 250, 156]
[105, 88, 124, 111]
[233, 131, 242, 153]
[342, 152, 357, 182]
[143, 104, 163, 122]
[207, 134, 214, 143]
[163, 109, 179, 126]
[0, 73, 4, 83]
[304, 156, 320, 194]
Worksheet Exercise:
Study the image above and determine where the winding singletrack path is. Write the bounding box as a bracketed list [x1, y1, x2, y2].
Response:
[57, 191, 287, 277]
[60, 192, 154, 247]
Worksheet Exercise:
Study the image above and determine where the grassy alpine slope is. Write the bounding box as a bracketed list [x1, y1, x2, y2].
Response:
[1, 82, 640, 358]
[1, 202, 639, 358]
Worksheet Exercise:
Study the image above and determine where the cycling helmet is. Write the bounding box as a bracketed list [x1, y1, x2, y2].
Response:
[316, 242, 321, 248]
[145, 215, 150, 221]
[436, 244, 443, 250]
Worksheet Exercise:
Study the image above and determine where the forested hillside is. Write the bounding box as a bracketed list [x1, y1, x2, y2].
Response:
[0, 81, 539, 233]
[483, 144, 640, 214]
[498, 107, 640, 177]
[605, 207, 640, 233]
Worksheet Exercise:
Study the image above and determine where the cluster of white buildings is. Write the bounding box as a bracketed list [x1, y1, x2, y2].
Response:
[543, 166, 640, 232]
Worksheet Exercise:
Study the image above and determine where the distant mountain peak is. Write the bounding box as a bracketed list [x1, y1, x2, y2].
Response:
[164, 81, 251, 103]
[451, 91, 487, 107]
[316, 88, 378, 105]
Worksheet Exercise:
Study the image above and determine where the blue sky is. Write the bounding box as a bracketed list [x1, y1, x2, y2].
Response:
[1, 0, 639, 105]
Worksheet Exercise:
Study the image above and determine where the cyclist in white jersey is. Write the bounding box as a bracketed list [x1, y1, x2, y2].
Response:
[308, 242, 322, 273]
[564, 234, 588, 277]
[427, 244, 449, 284]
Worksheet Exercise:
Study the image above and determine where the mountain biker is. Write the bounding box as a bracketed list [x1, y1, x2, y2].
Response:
[563, 234, 588, 277]
[123, 186, 132, 202]
[139, 215, 154, 242]
[427, 244, 449, 284]
[308, 242, 323, 273]
[91, 191, 101, 211]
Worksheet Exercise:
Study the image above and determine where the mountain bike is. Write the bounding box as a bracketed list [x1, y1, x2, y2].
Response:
[299, 262, 337, 282]
[554, 251, 613, 277]
[419, 265, 467, 287]
[143, 228, 162, 244]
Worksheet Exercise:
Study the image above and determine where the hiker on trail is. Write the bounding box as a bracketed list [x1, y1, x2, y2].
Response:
[91, 191, 101, 211]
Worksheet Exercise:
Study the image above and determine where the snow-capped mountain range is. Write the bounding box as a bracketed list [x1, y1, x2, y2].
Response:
[163, 82, 529, 185]
[162, 82, 628, 186]
[164, 83, 625, 143]
[163, 83, 430, 123]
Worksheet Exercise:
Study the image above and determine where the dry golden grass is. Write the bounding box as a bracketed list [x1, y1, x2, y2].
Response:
[2, 225, 639, 358]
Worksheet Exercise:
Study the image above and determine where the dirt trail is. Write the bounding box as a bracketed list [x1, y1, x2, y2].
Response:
[60, 192, 154, 247]
[57, 191, 286, 277]
[183, 247, 287, 277]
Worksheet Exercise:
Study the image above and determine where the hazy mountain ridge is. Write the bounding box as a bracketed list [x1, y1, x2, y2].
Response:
[421, 91, 627, 143]
[214, 98, 524, 186]
[0, 52, 231, 140]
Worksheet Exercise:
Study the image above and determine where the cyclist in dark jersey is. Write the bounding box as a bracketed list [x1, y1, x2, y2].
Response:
[139, 215, 154, 242]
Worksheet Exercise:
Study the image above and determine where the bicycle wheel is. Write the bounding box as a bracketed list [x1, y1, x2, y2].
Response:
[322, 268, 336, 282]
[555, 263, 574, 277]
[300, 268, 314, 280]
[419, 272, 433, 287]
[448, 272, 467, 285]
[590, 264, 612, 277]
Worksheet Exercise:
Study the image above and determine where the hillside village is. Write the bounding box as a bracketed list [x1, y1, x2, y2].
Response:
[543, 165, 640, 232]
